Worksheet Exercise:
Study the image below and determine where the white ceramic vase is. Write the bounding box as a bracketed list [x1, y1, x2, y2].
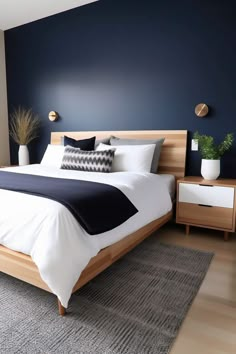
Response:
[18, 145, 29, 166]
[201, 159, 220, 180]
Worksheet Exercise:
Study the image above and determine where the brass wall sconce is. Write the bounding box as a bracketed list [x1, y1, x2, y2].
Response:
[195, 103, 209, 117]
[48, 111, 59, 122]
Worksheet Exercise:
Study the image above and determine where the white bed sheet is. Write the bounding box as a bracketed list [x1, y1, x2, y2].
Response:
[158, 174, 176, 200]
[0, 165, 172, 307]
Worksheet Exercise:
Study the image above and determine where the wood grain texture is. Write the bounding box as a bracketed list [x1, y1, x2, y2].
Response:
[157, 223, 236, 354]
[176, 177, 236, 239]
[58, 299, 66, 316]
[178, 202, 234, 231]
[0, 165, 17, 168]
[179, 176, 236, 188]
[72, 211, 172, 293]
[0, 211, 173, 314]
[51, 130, 187, 178]
[0, 245, 51, 292]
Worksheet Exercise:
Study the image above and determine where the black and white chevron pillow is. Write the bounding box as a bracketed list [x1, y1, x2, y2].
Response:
[61, 146, 115, 173]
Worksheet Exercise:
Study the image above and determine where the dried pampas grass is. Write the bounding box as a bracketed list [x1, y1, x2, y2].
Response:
[10, 107, 40, 145]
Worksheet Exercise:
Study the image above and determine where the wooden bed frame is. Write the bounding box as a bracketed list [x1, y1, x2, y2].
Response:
[0, 130, 187, 315]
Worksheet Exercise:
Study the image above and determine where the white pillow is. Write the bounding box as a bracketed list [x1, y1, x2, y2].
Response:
[96, 143, 155, 172]
[41, 144, 65, 168]
[96, 143, 116, 152]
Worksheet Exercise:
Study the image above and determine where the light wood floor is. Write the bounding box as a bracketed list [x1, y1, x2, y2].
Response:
[156, 223, 236, 354]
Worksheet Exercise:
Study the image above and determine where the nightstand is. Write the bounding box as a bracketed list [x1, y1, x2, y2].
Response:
[0, 165, 18, 168]
[176, 177, 236, 241]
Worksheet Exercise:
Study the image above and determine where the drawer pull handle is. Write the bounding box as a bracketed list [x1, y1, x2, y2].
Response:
[199, 184, 213, 187]
[198, 204, 213, 208]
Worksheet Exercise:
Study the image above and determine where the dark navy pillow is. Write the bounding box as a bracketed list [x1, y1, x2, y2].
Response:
[64, 136, 95, 151]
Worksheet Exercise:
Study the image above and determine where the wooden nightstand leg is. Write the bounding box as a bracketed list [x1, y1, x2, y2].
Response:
[186, 225, 190, 235]
[224, 231, 229, 242]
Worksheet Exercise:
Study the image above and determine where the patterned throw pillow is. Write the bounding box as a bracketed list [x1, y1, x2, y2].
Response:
[61, 146, 115, 173]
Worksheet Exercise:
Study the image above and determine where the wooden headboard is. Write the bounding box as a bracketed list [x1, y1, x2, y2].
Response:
[51, 130, 187, 178]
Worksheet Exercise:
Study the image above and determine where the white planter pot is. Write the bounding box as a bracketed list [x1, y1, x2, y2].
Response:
[201, 159, 220, 180]
[18, 145, 29, 166]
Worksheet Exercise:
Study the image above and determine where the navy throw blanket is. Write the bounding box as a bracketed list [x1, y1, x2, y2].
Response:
[0, 171, 138, 235]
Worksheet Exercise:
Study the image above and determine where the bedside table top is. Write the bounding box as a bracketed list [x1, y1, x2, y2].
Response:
[0, 165, 18, 168]
[178, 176, 236, 188]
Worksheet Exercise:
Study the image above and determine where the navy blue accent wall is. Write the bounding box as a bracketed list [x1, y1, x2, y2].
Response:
[5, 0, 236, 176]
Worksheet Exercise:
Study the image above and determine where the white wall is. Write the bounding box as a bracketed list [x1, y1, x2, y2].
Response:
[0, 30, 10, 165]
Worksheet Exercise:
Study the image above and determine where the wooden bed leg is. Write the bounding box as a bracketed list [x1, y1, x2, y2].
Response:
[186, 224, 190, 235]
[224, 231, 229, 242]
[58, 299, 66, 316]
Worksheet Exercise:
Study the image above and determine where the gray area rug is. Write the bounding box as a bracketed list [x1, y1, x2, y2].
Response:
[0, 237, 213, 354]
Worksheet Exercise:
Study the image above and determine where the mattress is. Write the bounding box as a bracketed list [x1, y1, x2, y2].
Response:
[0, 165, 172, 307]
[158, 174, 176, 200]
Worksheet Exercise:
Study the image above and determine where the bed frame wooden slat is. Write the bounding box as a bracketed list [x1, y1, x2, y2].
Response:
[72, 211, 172, 293]
[0, 211, 172, 316]
[0, 130, 187, 315]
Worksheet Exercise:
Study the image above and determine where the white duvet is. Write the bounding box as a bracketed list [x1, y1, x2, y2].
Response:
[0, 165, 172, 307]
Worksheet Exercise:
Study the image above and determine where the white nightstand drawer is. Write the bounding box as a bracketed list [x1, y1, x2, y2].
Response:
[179, 183, 234, 208]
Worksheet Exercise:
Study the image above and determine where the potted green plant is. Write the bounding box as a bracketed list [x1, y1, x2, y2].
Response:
[193, 131, 234, 180]
[9, 107, 40, 165]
